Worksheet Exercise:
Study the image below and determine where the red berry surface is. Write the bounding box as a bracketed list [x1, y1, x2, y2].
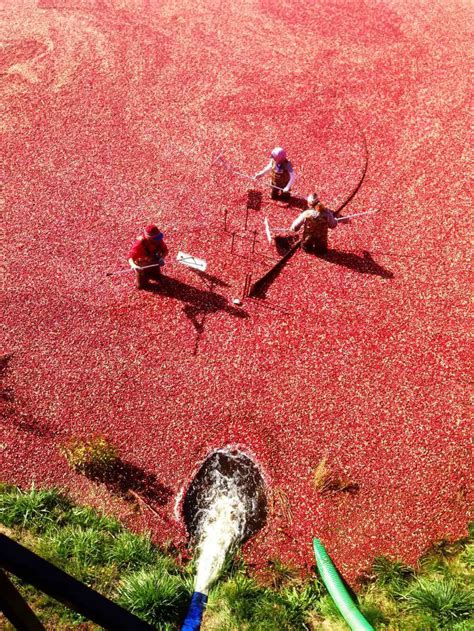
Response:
[2, 0, 471, 579]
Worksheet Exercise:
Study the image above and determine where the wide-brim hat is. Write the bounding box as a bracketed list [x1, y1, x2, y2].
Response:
[144, 224, 163, 239]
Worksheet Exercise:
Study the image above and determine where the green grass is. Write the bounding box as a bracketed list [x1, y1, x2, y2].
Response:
[0, 483, 473, 631]
[66, 505, 122, 533]
[0, 484, 72, 532]
[314, 593, 347, 624]
[0, 484, 188, 629]
[261, 558, 300, 589]
[358, 599, 389, 627]
[41, 525, 113, 564]
[207, 574, 299, 630]
[205, 574, 327, 630]
[117, 568, 191, 629]
[106, 530, 158, 570]
[36, 525, 117, 586]
[371, 556, 415, 591]
[278, 582, 323, 624]
[402, 577, 474, 626]
[461, 543, 474, 570]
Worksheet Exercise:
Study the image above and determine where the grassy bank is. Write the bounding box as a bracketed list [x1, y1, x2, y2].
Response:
[0, 484, 472, 630]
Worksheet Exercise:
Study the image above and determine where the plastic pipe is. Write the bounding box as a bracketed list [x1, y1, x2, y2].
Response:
[181, 591, 208, 631]
[313, 538, 374, 631]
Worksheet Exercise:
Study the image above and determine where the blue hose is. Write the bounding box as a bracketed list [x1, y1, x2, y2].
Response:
[181, 591, 208, 631]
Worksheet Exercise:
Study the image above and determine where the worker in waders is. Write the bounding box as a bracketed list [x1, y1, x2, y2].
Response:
[254, 147, 295, 200]
[128, 224, 169, 289]
[290, 193, 337, 254]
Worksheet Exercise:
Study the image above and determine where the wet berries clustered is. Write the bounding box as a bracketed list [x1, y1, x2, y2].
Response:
[2, 0, 471, 580]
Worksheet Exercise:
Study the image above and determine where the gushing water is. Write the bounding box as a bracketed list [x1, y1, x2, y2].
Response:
[183, 449, 267, 595]
[194, 471, 246, 593]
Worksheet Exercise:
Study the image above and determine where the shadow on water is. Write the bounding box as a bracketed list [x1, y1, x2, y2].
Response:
[147, 275, 249, 323]
[274, 233, 300, 255]
[249, 240, 301, 299]
[249, 244, 393, 299]
[247, 189, 263, 212]
[272, 194, 308, 212]
[322, 249, 394, 278]
[195, 272, 230, 289]
[85, 459, 173, 507]
[1, 353, 56, 438]
[1, 353, 15, 403]
[183, 449, 267, 546]
[147, 275, 249, 355]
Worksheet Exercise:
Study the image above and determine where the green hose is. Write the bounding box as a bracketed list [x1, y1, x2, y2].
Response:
[313, 538, 374, 631]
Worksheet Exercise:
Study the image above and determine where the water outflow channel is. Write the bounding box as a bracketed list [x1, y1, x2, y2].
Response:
[181, 449, 267, 630]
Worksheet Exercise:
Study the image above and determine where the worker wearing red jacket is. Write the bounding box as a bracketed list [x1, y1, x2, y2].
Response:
[128, 224, 169, 289]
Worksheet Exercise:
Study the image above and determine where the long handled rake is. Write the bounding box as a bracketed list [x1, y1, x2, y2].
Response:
[176, 251, 207, 272]
[106, 252, 207, 277]
[264, 209, 379, 244]
[213, 154, 256, 183]
[106, 262, 163, 277]
[264, 217, 289, 244]
[335, 209, 379, 222]
[214, 154, 299, 194]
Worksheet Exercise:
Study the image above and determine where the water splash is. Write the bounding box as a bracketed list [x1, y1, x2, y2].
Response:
[193, 475, 246, 592]
[183, 448, 267, 595]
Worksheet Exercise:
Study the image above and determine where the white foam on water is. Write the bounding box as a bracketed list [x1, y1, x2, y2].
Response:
[193, 469, 247, 595]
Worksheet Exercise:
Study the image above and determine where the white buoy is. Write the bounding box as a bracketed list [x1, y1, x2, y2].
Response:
[233, 298, 242, 306]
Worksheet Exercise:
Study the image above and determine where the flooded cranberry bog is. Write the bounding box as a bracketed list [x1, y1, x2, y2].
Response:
[2, 0, 471, 579]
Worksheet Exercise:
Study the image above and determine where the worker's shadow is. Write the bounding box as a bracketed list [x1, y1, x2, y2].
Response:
[149, 275, 249, 352]
[322, 249, 394, 278]
[1, 353, 56, 438]
[277, 195, 308, 211]
[275, 196, 357, 216]
[247, 189, 263, 211]
[82, 458, 173, 507]
[275, 234, 300, 255]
